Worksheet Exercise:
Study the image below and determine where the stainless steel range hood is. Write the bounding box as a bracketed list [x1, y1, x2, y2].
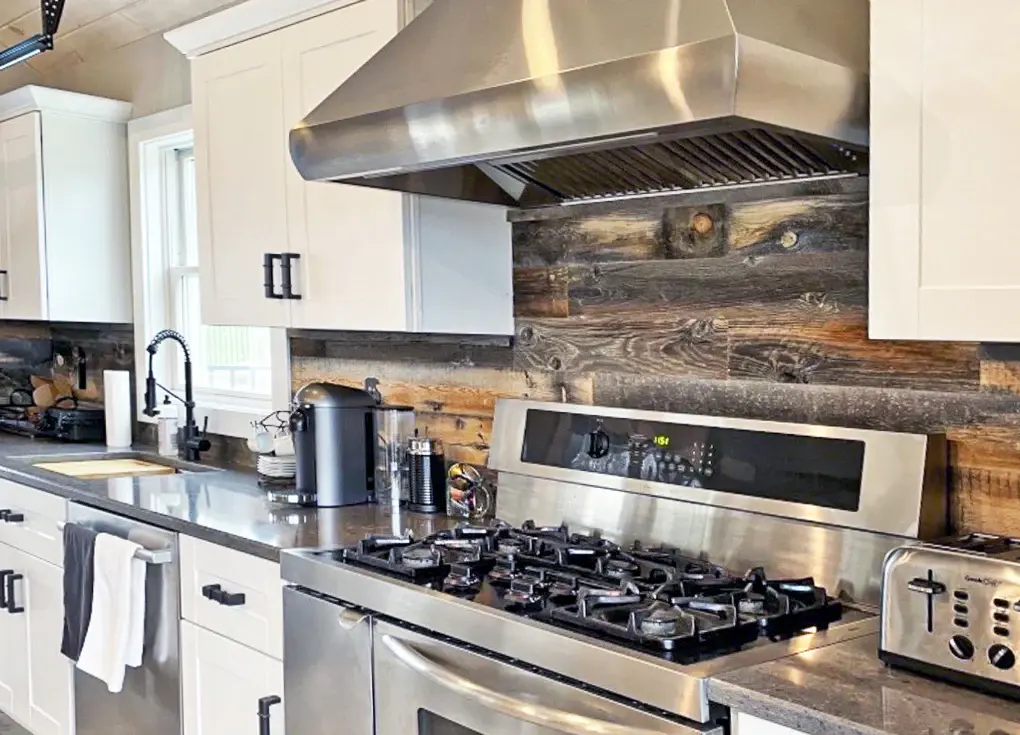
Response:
[290, 0, 869, 208]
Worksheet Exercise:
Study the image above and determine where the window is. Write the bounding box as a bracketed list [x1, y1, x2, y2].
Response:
[130, 106, 288, 438]
[166, 147, 273, 399]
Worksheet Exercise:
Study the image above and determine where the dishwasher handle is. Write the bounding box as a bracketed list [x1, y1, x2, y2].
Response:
[57, 522, 173, 565]
[381, 634, 672, 735]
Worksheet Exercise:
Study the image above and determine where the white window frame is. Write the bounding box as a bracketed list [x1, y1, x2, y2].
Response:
[128, 105, 290, 439]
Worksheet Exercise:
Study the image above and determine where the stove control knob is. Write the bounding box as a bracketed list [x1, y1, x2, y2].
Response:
[990, 644, 1016, 670]
[585, 429, 611, 459]
[949, 635, 975, 661]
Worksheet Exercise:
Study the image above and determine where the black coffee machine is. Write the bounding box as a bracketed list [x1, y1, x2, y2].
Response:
[289, 383, 379, 507]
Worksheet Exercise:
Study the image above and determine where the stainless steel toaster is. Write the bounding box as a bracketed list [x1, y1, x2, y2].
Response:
[880, 534, 1020, 699]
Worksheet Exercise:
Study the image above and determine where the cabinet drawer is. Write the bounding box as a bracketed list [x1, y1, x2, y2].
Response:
[182, 621, 285, 735]
[0, 480, 67, 565]
[180, 535, 282, 658]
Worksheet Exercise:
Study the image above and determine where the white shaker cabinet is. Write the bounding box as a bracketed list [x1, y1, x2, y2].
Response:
[170, 0, 513, 335]
[870, 0, 1020, 341]
[0, 545, 73, 735]
[182, 621, 285, 735]
[191, 31, 292, 329]
[0, 543, 26, 720]
[20, 552, 73, 735]
[0, 88, 132, 323]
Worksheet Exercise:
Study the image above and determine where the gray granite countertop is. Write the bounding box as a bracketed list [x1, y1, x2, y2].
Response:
[710, 634, 1020, 735]
[0, 435, 456, 561]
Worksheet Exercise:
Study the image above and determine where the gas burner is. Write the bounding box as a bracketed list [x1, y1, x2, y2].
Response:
[399, 546, 442, 569]
[444, 563, 481, 591]
[602, 558, 641, 579]
[738, 596, 767, 615]
[506, 575, 547, 607]
[497, 538, 525, 555]
[639, 606, 685, 637]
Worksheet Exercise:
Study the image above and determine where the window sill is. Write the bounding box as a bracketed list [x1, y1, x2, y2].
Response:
[137, 399, 270, 441]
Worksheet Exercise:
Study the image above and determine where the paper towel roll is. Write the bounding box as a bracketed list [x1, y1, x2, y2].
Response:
[104, 370, 132, 449]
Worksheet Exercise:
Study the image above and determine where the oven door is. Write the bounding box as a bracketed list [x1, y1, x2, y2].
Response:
[373, 620, 722, 735]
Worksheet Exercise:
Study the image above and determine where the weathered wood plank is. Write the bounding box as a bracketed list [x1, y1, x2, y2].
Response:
[289, 332, 513, 367]
[981, 361, 1020, 395]
[594, 375, 1020, 433]
[291, 357, 593, 418]
[728, 194, 867, 256]
[416, 413, 493, 467]
[516, 315, 728, 379]
[568, 252, 867, 317]
[951, 466, 1020, 536]
[513, 267, 569, 318]
[728, 309, 981, 393]
[512, 204, 726, 266]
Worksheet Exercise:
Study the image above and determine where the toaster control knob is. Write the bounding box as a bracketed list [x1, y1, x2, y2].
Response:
[949, 635, 975, 661]
[990, 644, 1016, 670]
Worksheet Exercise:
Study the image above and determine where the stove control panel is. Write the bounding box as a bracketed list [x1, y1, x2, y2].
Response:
[520, 409, 866, 512]
[881, 543, 1020, 696]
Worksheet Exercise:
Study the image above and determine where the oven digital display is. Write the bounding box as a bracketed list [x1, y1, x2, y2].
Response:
[520, 410, 865, 512]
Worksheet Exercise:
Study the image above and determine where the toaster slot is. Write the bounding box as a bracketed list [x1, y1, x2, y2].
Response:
[907, 571, 943, 633]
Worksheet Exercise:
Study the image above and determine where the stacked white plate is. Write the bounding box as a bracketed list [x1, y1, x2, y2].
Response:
[257, 454, 297, 479]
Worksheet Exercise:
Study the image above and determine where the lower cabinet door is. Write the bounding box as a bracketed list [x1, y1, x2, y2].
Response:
[732, 712, 808, 735]
[22, 552, 74, 735]
[182, 621, 285, 735]
[0, 541, 27, 722]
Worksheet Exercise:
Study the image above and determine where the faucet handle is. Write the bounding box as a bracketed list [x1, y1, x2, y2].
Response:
[201, 415, 209, 436]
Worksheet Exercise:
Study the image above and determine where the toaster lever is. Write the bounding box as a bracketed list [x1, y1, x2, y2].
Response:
[908, 578, 946, 596]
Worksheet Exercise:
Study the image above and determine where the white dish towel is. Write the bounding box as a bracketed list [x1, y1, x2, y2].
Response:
[76, 533, 146, 693]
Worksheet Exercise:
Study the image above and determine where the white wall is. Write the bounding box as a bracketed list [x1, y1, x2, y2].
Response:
[0, 33, 191, 117]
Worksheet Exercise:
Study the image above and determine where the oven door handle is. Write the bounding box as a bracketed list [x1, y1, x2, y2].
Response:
[381, 635, 670, 735]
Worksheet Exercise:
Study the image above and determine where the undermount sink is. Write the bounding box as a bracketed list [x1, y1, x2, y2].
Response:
[29, 453, 217, 480]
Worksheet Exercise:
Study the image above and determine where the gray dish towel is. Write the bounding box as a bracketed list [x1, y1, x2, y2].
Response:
[60, 523, 97, 662]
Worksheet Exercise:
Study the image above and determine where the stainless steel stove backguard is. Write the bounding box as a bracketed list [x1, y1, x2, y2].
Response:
[488, 399, 948, 610]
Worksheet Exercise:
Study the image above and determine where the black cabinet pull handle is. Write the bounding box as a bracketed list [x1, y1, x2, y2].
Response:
[218, 590, 246, 606]
[3, 513, 23, 524]
[202, 583, 246, 607]
[257, 695, 281, 735]
[263, 254, 283, 299]
[280, 253, 301, 300]
[0, 270, 8, 302]
[6, 573, 23, 614]
[0, 570, 11, 609]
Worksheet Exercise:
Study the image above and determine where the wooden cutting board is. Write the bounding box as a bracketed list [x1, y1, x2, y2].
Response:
[33, 459, 177, 480]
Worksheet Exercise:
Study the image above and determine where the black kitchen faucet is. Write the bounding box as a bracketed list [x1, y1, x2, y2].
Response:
[142, 329, 211, 462]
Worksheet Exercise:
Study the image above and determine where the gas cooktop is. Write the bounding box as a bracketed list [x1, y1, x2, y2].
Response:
[314, 519, 843, 663]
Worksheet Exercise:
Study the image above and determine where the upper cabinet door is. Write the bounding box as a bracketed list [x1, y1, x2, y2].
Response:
[192, 32, 292, 328]
[281, 0, 410, 332]
[870, 0, 1020, 341]
[0, 113, 46, 321]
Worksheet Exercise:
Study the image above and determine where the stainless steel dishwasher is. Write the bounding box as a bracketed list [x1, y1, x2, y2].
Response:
[68, 502, 180, 735]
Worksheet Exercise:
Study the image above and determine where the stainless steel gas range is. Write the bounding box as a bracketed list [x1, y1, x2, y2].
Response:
[281, 399, 947, 735]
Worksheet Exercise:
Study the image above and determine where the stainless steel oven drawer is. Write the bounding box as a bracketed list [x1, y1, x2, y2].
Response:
[373, 619, 722, 735]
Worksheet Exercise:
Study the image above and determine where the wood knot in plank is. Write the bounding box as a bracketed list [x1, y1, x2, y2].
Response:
[798, 292, 842, 313]
[676, 318, 719, 345]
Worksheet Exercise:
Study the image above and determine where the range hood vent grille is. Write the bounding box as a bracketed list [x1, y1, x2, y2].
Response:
[495, 129, 866, 204]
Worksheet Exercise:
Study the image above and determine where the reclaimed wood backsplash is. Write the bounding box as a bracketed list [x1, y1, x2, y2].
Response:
[291, 178, 1020, 537]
